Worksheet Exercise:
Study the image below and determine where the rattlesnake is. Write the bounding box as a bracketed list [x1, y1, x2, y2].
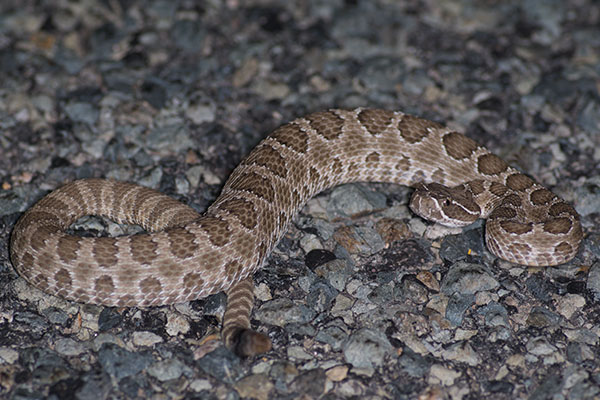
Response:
[10, 108, 583, 356]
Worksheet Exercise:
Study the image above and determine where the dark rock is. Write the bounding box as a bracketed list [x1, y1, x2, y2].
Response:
[289, 369, 326, 398]
[306, 280, 338, 313]
[305, 249, 336, 269]
[526, 274, 556, 303]
[97, 343, 153, 381]
[196, 347, 241, 384]
[441, 262, 499, 295]
[343, 328, 393, 369]
[98, 308, 122, 332]
[445, 293, 475, 326]
[398, 347, 431, 378]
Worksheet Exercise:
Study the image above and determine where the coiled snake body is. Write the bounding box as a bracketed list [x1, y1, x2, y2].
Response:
[10, 109, 583, 356]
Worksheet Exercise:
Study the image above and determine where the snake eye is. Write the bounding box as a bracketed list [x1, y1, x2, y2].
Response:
[443, 199, 451, 207]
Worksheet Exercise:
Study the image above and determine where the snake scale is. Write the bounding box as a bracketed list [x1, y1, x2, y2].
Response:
[10, 108, 583, 356]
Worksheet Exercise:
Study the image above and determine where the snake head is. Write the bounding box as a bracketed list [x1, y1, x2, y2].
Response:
[409, 182, 481, 227]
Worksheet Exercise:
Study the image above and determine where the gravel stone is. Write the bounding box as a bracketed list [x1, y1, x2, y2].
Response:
[73, 370, 111, 400]
[574, 178, 600, 218]
[234, 373, 274, 400]
[586, 261, 600, 301]
[315, 323, 349, 351]
[132, 331, 163, 347]
[527, 336, 558, 356]
[445, 293, 475, 326]
[528, 374, 562, 400]
[196, 347, 241, 384]
[556, 293, 586, 319]
[97, 343, 153, 381]
[526, 274, 556, 302]
[0, 347, 19, 364]
[577, 100, 600, 133]
[288, 369, 327, 398]
[41, 307, 70, 326]
[343, 328, 393, 369]
[54, 338, 86, 357]
[439, 227, 487, 263]
[14, 311, 49, 334]
[315, 259, 352, 292]
[98, 307, 122, 331]
[399, 347, 432, 378]
[428, 364, 461, 386]
[63, 102, 99, 125]
[306, 279, 338, 313]
[189, 378, 212, 392]
[441, 341, 481, 366]
[527, 306, 561, 329]
[440, 262, 500, 295]
[479, 302, 510, 327]
[255, 298, 316, 326]
[286, 345, 312, 361]
[304, 249, 336, 269]
[326, 184, 387, 219]
[146, 358, 189, 381]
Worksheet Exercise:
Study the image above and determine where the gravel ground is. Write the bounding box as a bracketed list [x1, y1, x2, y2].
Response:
[1, 1, 599, 399]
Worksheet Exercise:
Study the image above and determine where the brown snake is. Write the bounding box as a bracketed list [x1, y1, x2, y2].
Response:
[10, 108, 583, 356]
